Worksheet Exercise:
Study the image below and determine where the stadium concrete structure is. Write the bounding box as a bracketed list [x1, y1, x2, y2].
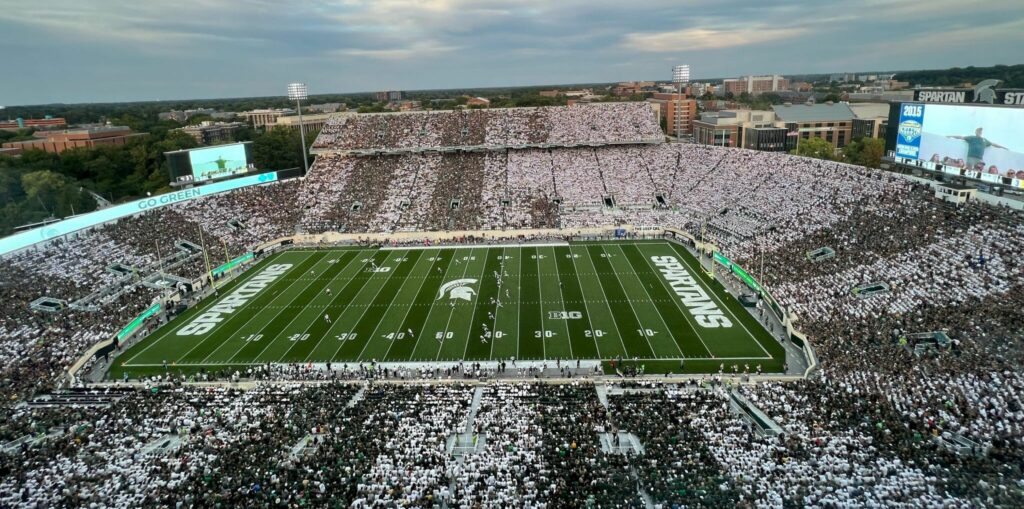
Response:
[1, 102, 1022, 507]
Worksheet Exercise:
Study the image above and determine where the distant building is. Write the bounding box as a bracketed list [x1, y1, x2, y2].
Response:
[613, 82, 655, 97]
[0, 147, 22, 156]
[158, 108, 217, 123]
[830, 73, 856, 83]
[646, 93, 697, 136]
[242, 108, 295, 129]
[846, 90, 914, 102]
[771, 102, 855, 149]
[722, 75, 790, 96]
[0, 117, 67, 131]
[1, 125, 146, 154]
[464, 96, 490, 107]
[698, 99, 742, 112]
[176, 121, 247, 145]
[539, 89, 592, 98]
[376, 91, 405, 102]
[274, 113, 350, 134]
[693, 109, 795, 152]
[790, 82, 814, 92]
[307, 103, 346, 113]
[848, 103, 890, 139]
[386, 100, 421, 112]
[688, 82, 715, 97]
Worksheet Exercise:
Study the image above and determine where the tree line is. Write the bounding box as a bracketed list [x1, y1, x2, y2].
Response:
[894, 64, 1024, 89]
[791, 136, 885, 169]
[0, 115, 315, 237]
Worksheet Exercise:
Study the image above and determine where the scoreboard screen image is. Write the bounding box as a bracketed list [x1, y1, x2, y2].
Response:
[893, 103, 1024, 179]
[166, 142, 254, 183]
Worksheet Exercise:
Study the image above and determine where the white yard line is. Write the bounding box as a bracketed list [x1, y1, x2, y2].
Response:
[398, 250, 469, 362]
[122, 251, 292, 364]
[226, 251, 371, 364]
[612, 244, 699, 358]
[319, 250, 412, 362]
[532, 249, 547, 360]
[487, 247, 508, 360]
[547, 246, 574, 359]
[434, 249, 479, 362]
[161, 251, 321, 364]
[353, 252, 436, 362]
[381, 242, 568, 251]
[567, 246, 604, 360]
[122, 354, 772, 368]
[460, 250, 498, 362]
[665, 243, 774, 358]
[572, 244, 631, 358]
[596, 245, 659, 358]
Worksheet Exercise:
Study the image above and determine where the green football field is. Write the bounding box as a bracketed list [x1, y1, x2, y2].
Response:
[110, 240, 784, 378]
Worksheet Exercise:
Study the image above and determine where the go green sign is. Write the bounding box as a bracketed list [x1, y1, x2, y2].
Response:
[117, 303, 162, 341]
[212, 252, 254, 277]
[713, 252, 761, 293]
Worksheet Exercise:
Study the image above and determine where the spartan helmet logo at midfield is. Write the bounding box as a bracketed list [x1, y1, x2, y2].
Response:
[437, 279, 478, 301]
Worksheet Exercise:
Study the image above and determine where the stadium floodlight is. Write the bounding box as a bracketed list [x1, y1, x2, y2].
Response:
[287, 82, 310, 174]
[287, 82, 308, 101]
[671, 65, 690, 142]
[671, 65, 690, 85]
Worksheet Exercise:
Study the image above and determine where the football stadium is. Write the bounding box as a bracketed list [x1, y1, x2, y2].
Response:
[2, 95, 1023, 506]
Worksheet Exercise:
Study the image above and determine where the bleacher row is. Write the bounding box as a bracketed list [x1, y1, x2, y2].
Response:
[2, 380, 1020, 507]
[312, 102, 663, 154]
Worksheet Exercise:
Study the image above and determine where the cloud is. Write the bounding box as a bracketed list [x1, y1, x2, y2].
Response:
[0, 1, 271, 51]
[330, 41, 461, 60]
[0, 0, 1023, 104]
[867, 17, 1024, 56]
[622, 26, 807, 52]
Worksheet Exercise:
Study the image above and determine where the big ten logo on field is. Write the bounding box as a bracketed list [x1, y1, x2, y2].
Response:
[548, 311, 582, 320]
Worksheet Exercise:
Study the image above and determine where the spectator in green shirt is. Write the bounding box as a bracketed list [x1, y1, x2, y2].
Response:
[948, 127, 1007, 168]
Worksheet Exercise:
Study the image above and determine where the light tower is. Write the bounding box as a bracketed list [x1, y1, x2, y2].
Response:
[287, 82, 310, 174]
[671, 65, 690, 142]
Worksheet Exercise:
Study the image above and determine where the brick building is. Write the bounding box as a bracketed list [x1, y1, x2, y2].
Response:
[722, 75, 790, 96]
[771, 103, 855, 149]
[646, 93, 697, 137]
[693, 110, 795, 151]
[176, 121, 247, 145]
[1, 125, 146, 154]
[0, 117, 67, 131]
[274, 113, 351, 134]
[241, 108, 295, 129]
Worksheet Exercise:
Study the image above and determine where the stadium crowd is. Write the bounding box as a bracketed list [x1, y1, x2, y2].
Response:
[0, 103, 1022, 507]
[312, 102, 661, 153]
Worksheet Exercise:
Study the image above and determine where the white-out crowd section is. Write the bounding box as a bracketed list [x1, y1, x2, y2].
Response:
[1, 103, 1022, 507]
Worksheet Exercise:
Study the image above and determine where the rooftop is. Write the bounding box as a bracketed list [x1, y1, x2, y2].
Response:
[771, 103, 855, 123]
[848, 102, 891, 119]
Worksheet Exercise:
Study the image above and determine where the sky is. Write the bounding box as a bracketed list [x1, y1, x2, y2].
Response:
[1, 0, 1023, 105]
